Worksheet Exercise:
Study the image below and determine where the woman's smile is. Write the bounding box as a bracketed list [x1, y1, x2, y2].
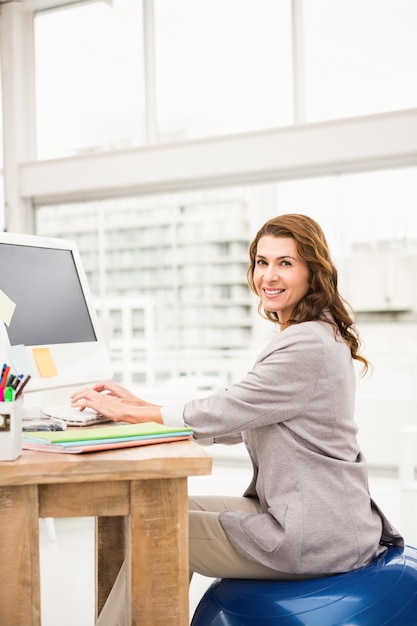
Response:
[263, 288, 285, 296]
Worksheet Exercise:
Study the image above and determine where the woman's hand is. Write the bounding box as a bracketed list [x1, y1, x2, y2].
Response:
[70, 382, 163, 424]
[87, 380, 139, 404]
[70, 386, 134, 422]
[89, 380, 159, 407]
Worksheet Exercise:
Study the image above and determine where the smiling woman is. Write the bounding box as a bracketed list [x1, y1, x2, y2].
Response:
[71, 213, 403, 626]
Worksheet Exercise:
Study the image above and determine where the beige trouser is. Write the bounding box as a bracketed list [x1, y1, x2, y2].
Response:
[96, 495, 306, 625]
[189, 494, 307, 580]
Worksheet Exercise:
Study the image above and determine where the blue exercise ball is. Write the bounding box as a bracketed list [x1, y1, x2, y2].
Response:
[191, 545, 417, 626]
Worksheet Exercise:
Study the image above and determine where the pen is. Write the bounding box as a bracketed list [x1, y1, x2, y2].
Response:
[15, 374, 31, 399]
[0, 366, 10, 389]
[11, 374, 23, 389]
[6, 373, 15, 387]
[4, 386, 15, 402]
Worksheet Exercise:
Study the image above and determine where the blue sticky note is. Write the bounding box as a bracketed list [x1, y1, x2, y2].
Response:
[8, 344, 34, 375]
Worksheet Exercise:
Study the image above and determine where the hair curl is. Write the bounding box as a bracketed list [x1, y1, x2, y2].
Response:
[247, 213, 369, 374]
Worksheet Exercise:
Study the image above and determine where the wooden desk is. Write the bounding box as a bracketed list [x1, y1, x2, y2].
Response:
[0, 440, 212, 626]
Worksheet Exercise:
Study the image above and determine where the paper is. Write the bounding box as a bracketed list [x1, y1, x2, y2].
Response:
[22, 435, 192, 454]
[0, 289, 16, 326]
[32, 347, 58, 377]
[8, 344, 34, 375]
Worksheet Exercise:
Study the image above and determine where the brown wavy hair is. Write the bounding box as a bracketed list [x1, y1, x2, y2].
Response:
[247, 214, 369, 374]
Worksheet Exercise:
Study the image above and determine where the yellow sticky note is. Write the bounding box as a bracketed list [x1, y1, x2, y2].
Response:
[0, 289, 16, 326]
[32, 347, 58, 377]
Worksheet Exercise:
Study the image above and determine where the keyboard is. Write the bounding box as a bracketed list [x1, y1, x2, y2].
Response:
[41, 405, 111, 427]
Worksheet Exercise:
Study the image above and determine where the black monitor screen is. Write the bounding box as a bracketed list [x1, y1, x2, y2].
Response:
[0, 243, 97, 346]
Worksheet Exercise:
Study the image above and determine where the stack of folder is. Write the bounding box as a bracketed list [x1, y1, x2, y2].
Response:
[22, 422, 193, 454]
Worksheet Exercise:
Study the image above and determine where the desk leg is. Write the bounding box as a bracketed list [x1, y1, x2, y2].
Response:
[96, 515, 126, 618]
[129, 477, 189, 626]
[0, 485, 41, 626]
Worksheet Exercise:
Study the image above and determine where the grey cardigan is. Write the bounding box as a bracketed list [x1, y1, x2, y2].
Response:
[183, 319, 403, 575]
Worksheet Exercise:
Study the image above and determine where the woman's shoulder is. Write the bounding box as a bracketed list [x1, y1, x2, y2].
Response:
[256, 319, 347, 372]
[258, 319, 333, 359]
[277, 318, 336, 342]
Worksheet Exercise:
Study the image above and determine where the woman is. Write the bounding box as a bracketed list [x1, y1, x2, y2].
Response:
[72, 213, 403, 581]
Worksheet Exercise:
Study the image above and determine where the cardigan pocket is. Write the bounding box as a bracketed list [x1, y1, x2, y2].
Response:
[240, 504, 288, 553]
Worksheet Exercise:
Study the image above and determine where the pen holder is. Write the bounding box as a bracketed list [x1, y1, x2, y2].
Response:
[0, 398, 23, 461]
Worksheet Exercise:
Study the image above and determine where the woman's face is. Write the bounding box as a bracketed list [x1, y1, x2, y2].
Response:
[253, 235, 310, 324]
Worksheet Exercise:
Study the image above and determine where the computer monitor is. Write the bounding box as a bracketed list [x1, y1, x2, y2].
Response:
[0, 232, 113, 394]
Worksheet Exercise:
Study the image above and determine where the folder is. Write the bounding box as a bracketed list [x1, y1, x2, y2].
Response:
[22, 422, 193, 454]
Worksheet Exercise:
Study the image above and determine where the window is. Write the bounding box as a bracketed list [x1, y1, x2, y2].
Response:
[303, 0, 417, 121]
[34, 0, 145, 159]
[31, 0, 417, 159]
[154, 0, 293, 141]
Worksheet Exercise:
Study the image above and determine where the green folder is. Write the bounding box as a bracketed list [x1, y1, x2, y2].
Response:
[23, 422, 193, 444]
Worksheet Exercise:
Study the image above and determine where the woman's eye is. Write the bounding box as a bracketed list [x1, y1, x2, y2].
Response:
[256, 259, 267, 266]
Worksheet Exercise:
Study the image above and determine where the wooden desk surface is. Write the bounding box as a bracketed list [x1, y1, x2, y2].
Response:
[0, 438, 212, 487]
